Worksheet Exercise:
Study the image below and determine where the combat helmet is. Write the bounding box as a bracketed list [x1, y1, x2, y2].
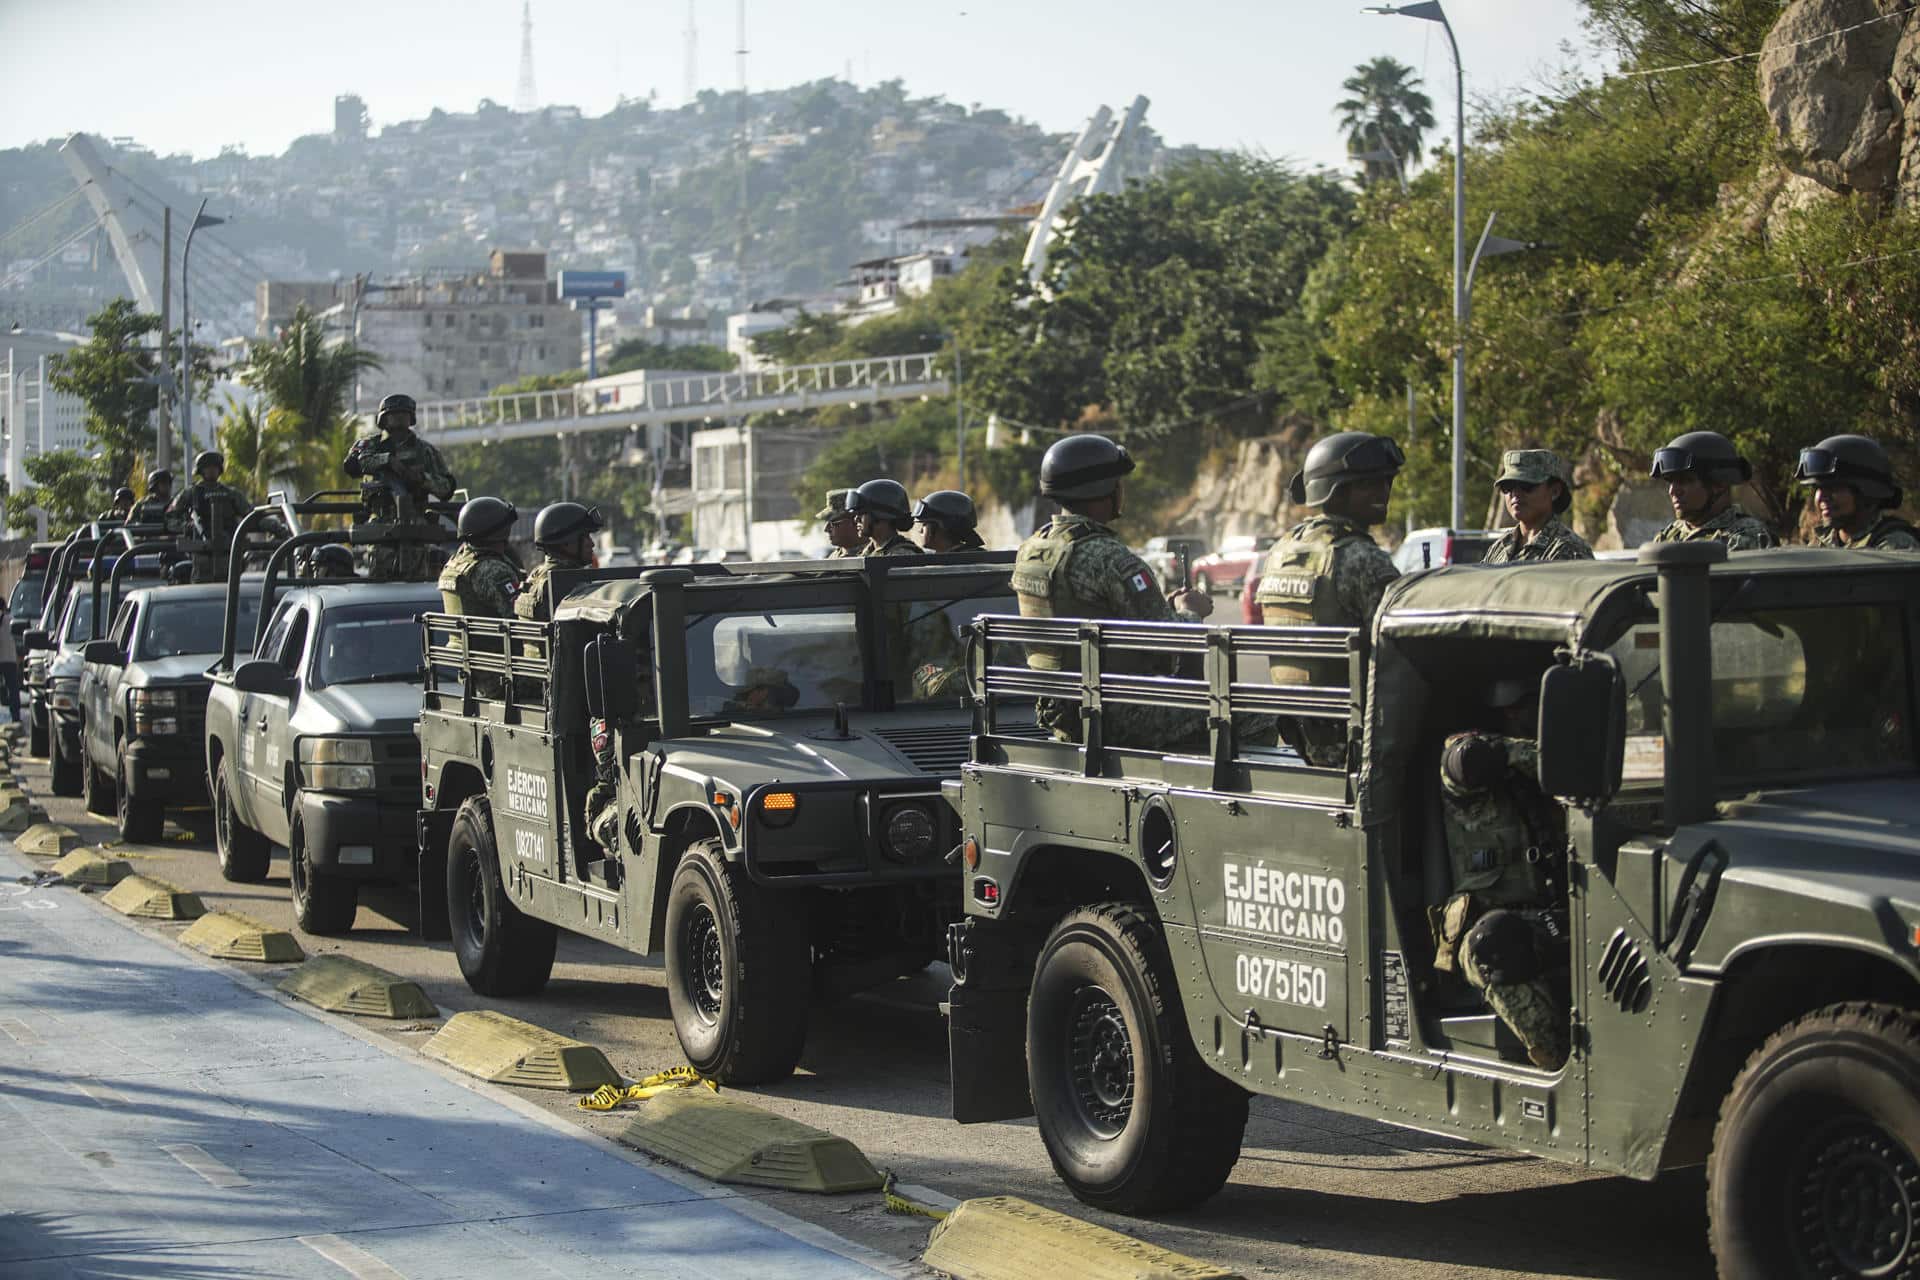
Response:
[146, 467, 174, 490]
[112, 486, 135, 507]
[912, 490, 978, 534]
[457, 495, 519, 542]
[1795, 434, 1901, 506]
[847, 478, 912, 524]
[310, 544, 355, 577]
[1287, 432, 1405, 507]
[1651, 431, 1752, 485]
[192, 450, 223, 478]
[376, 393, 417, 428]
[1039, 434, 1135, 501]
[532, 501, 603, 551]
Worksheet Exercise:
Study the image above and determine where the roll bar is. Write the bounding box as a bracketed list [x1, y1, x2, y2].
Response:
[90, 526, 180, 635]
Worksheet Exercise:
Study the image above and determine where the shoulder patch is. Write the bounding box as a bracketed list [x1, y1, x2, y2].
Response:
[1127, 570, 1152, 594]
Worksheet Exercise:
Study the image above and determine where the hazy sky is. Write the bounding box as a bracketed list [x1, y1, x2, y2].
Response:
[1, 1, 1607, 171]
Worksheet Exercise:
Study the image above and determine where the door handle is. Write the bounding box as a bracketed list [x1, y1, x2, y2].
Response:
[256, 715, 268, 731]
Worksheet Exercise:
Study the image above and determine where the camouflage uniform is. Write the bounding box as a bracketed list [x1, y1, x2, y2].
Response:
[863, 531, 925, 557]
[818, 489, 857, 558]
[1811, 512, 1920, 551]
[1652, 505, 1777, 550]
[168, 480, 254, 583]
[1483, 518, 1593, 564]
[1433, 732, 1569, 1070]
[437, 545, 522, 617]
[1013, 514, 1207, 749]
[1253, 514, 1400, 766]
[128, 495, 174, 527]
[513, 553, 590, 625]
[346, 428, 457, 581]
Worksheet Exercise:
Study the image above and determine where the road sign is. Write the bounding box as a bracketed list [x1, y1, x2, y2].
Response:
[558, 270, 627, 299]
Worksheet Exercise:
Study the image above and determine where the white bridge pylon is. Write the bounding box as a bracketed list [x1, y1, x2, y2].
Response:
[401, 351, 950, 445]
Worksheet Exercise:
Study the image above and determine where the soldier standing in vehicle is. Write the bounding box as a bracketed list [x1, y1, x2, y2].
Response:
[914, 490, 987, 553]
[514, 501, 603, 624]
[1014, 433, 1213, 748]
[169, 451, 254, 582]
[848, 479, 925, 557]
[1432, 678, 1571, 1071]
[818, 489, 862, 558]
[1795, 434, 1919, 550]
[100, 487, 136, 523]
[438, 497, 522, 616]
[129, 468, 175, 526]
[345, 393, 457, 581]
[1254, 432, 1404, 766]
[1483, 450, 1593, 564]
[303, 544, 357, 579]
[1649, 431, 1777, 549]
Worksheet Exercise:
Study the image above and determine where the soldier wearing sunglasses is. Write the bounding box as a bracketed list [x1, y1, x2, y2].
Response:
[1794, 435, 1919, 551]
[1649, 431, 1777, 550]
[1484, 450, 1592, 564]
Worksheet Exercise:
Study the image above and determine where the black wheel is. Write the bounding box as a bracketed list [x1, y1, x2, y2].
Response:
[116, 753, 163, 844]
[81, 745, 113, 816]
[1028, 903, 1249, 1214]
[28, 705, 47, 758]
[664, 839, 810, 1084]
[445, 796, 556, 996]
[288, 801, 358, 935]
[212, 755, 270, 883]
[1710, 1002, 1920, 1280]
[48, 723, 81, 796]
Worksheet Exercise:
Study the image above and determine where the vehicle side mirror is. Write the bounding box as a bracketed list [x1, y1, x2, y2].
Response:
[1537, 653, 1625, 805]
[82, 640, 124, 666]
[22, 630, 50, 652]
[583, 635, 640, 721]
[232, 658, 297, 698]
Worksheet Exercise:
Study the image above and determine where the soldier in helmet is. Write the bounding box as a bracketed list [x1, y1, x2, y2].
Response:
[345, 392, 457, 581]
[818, 489, 862, 558]
[438, 497, 523, 616]
[168, 451, 255, 582]
[515, 502, 603, 624]
[305, 544, 357, 579]
[1254, 431, 1404, 766]
[129, 469, 175, 527]
[1649, 431, 1777, 549]
[99, 487, 136, 523]
[1484, 450, 1593, 564]
[914, 490, 986, 553]
[1794, 434, 1918, 550]
[1013, 433, 1214, 749]
[848, 479, 924, 557]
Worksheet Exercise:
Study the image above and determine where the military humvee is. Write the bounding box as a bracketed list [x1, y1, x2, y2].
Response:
[416, 554, 1019, 1084]
[947, 542, 1920, 1279]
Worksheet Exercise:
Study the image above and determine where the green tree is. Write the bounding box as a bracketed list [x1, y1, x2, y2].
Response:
[4, 450, 106, 535]
[239, 303, 382, 495]
[214, 395, 302, 495]
[46, 299, 210, 485]
[604, 340, 734, 375]
[1334, 56, 1435, 186]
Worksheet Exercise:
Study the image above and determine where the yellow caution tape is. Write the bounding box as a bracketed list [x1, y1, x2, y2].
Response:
[881, 1171, 949, 1221]
[576, 1065, 718, 1111]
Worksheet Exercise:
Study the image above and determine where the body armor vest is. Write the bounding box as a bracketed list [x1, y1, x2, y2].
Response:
[437, 544, 484, 615]
[1254, 526, 1369, 685]
[1011, 520, 1163, 677]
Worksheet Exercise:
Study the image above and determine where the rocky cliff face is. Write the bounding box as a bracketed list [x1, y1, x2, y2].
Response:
[1760, 0, 1920, 202]
[1162, 421, 1319, 542]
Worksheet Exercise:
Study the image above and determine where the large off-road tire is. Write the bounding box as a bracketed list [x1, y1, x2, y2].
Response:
[446, 796, 556, 996]
[116, 753, 163, 844]
[212, 756, 270, 883]
[288, 801, 358, 936]
[1709, 1001, 1920, 1279]
[28, 705, 47, 758]
[81, 745, 113, 816]
[48, 723, 81, 796]
[664, 839, 810, 1084]
[1028, 903, 1250, 1214]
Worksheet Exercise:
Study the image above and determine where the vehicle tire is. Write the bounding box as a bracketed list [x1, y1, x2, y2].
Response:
[1028, 902, 1249, 1214]
[664, 839, 810, 1084]
[28, 706, 47, 758]
[446, 796, 556, 996]
[81, 746, 113, 816]
[48, 723, 81, 796]
[1709, 1001, 1920, 1280]
[116, 753, 163, 844]
[1193, 571, 1212, 596]
[212, 756, 270, 883]
[288, 801, 358, 936]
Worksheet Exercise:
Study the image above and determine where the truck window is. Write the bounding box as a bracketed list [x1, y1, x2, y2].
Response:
[891, 585, 1017, 705]
[689, 607, 861, 716]
[313, 604, 422, 686]
[9, 575, 43, 621]
[257, 599, 299, 661]
[60, 595, 96, 643]
[143, 595, 262, 661]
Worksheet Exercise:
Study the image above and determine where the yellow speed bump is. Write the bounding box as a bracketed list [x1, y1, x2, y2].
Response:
[617, 1089, 883, 1193]
[50, 847, 132, 886]
[923, 1196, 1243, 1280]
[279, 955, 437, 1019]
[15, 822, 78, 855]
[101, 874, 205, 920]
[180, 911, 305, 963]
[421, 1010, 620, 1090]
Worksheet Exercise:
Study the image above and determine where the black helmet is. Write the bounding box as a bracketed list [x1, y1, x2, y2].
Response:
[1287, 432, 1405, 506]
[457, 495, 518, 541]
[377, 393, 417, 426]
[848, 478, 912, 524]
[912, 489, 978, 533]
[1040, 434, 1134, 501]
[1650, 431, 1751, 485]
[311, 544, 355, 577]
[112, 487, 135, 506]
[147, 467, 173, 489]
[1795, 433, 1901, 505]
[192, 449, 223, 478]
[532, 501, 603, 550]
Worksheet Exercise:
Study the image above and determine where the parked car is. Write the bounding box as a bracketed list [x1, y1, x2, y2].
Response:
[8, 542, 58, 646]
[1392, 527, 1497, 573]
[1139, 535, 1211, 593]
[31, 588, 101, 796]
[1190, 535, 1276, 595]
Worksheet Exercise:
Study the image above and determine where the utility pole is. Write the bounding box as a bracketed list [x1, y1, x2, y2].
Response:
[953, 345, 964, 487]
[734, 0, 749, 283]
[178, 200, 224, 457]
[157, 207, 172, 472]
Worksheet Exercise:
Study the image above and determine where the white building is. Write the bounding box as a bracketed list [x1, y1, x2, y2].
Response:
[688, 423, 826, 558]
[1, 330, 90, 484]
[727, 308, 799, 373]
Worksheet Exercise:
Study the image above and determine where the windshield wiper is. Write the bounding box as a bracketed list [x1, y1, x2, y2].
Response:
[336, 670, 421, 684]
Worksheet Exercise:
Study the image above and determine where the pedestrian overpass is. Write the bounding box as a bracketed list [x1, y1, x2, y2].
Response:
[402, 351, 950, 445]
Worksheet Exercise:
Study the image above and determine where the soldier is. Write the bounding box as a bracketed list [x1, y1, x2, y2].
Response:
[1794, 434, 1919, 550]
[1649, 431, 1777, 549]
[913, 490, 986, 553]
[168, 451, 254, 583]
[1254, 432, 1404, 766]
[99, 487, 136, 523]
[1432, 677, 1570, 1071]
[848, 479, 925, 557]
[129, 469, 175, 527]
[1484, 450, 1593, 564]
[304, 544, 357, 579]
[438, 497, 523, 616]
[515, 501, 603, 624]
[1013, 433, 1213, 749]
[345, 393, 457, 581]
[818, 489, 862, 558]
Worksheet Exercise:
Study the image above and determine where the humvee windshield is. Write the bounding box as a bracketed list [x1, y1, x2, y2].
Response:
[1609, 603, 1913, 783]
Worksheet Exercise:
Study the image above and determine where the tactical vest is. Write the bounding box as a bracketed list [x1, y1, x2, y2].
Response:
[514, 559, 554, 623]
[1011, 520, 1099, 673]
[1254, 526, 1370, 686]
[437, 544, 483, 615]
[1860, 514, 1918, 549]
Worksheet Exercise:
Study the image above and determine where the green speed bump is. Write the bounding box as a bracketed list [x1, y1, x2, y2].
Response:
[15, 822, 78, 855]
[180, 911, 305, 963]
[422, 1010, 620, 1090]
[617, 1090, 883, 1193]
[50, 847, 132, 886]
[0, 798, 45, 834]
[101, 874, 204, 920]
[922, 1196, 1243, 1280]
[280, 955, 437, 1019]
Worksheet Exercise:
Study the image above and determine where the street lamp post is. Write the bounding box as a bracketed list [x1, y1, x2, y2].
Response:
[178, 200, 226, 459]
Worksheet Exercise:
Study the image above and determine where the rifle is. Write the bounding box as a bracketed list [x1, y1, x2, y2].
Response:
[1177, 546, 1192, 594]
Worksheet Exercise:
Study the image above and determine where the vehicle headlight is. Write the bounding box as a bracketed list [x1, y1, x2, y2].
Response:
[131, 688, 181, 734]
[49, 677, 79, 711]
[131, 689, 179, 710]
[882, 801, 937, 861]
[300, 737, 377, 791]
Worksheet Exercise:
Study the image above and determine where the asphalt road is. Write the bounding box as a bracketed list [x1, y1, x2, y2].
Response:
[14, 747, 1718, 1280]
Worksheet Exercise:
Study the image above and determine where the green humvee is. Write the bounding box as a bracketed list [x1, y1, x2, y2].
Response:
[947, 542, 1920, 1278]
[416, 554, 1018, 1083]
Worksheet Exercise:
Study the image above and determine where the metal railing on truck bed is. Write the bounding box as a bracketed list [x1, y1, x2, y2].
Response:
[421, 613, 552, 728]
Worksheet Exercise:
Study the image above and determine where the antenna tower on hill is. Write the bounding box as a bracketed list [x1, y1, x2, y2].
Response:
[515, 2, 539, 113]
[683, 0, 699, 104]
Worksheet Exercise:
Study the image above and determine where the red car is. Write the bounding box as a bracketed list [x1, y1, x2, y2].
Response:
[1189, 535, 1275, 595]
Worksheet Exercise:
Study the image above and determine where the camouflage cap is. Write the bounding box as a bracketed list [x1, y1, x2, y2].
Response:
[1497, 449, 1575, 512]
[815, 488, 854, 522]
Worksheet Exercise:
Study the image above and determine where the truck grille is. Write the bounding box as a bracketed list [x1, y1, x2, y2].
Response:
[1596, 928, 1653, 1014]
[378, 734, 422, 802]
[870, 725, 972, 775]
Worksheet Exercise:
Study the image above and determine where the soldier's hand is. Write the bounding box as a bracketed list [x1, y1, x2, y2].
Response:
[1170, 587, 1214, 619]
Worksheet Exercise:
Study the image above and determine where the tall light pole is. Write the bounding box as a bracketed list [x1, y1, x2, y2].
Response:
[1364, 1, 1464, 528]
[178, 200, 225, 458]
[1353, 143, 1417, 532]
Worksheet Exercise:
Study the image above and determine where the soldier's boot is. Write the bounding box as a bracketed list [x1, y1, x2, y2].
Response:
[1484, 977, 1569, 1071]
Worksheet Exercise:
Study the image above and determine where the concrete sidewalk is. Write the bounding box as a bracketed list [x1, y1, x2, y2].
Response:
[0, 843, 900, 1279]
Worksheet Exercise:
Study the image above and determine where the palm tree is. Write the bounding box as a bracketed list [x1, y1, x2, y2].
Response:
[239, 304, 382, 496]
[1335, 56, 1436, 189]
[214, 395, 302, 494]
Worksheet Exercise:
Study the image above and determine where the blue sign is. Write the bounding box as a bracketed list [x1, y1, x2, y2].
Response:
[558, 270, 627, 299]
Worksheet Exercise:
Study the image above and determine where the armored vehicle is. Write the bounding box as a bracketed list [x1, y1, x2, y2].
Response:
[417, 554, 1017, 1084]
[948, 543, 1920, 1279]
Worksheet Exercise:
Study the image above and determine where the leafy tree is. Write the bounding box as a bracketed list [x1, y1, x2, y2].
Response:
[240, 304, 381, 442]
[46, 300, 212, 485]
[214, 396, 302, 496]
[3, 450, 106, 535]
[1334, 56, 1435, 186]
